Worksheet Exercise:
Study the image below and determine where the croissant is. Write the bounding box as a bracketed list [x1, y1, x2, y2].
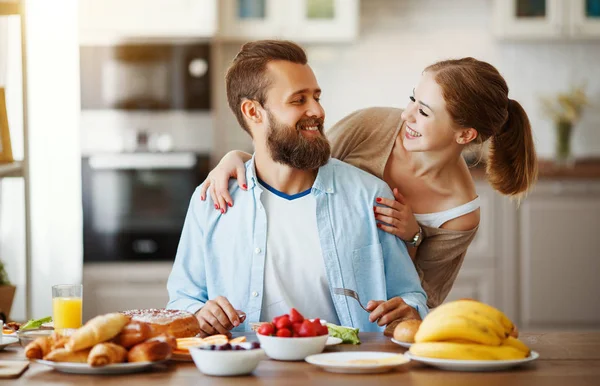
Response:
[113, 321, 153, 348]
[128, 337, 173, 363]
[87, 343, 128, 367]
[66, 313, 130, 352]
[44, 348, 91, 363]
[25, 336, 54, 360]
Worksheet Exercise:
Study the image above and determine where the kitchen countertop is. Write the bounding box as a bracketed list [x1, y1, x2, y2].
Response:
[2, 331, 599, 385]
[469, 158, 600, 180]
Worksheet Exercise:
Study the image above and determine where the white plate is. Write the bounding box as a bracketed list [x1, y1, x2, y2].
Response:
[305, 351, 410, 374]
[326, 337, 343, 346]
[391, 338, 412, 348]
[35, 359, 165, 375]
[404, 350, 539, 372]
[0, 336, 19, 351]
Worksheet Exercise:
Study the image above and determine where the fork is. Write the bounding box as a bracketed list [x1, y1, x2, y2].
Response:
[332, 288, 370, 312]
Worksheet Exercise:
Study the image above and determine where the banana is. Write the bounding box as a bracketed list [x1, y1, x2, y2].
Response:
[428, 300, 514, 336]
[502, 336, 530, 355]
[410, 342, 528, 361]
[414, 315, 503, 346]
[421, 307, 506, 341]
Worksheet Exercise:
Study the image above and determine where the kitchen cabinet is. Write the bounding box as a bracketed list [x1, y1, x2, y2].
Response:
[493, 0, 600, 39]
[82, 263, 171, 322]
[78, 0, 217, 43]
[518, 180, 600, 330]
[218, 0, 359, 42]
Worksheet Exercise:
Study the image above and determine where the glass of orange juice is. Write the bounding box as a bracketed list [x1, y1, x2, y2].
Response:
[52, 284, 83, 331]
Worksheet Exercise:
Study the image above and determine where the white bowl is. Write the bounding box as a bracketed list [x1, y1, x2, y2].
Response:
[189, 343, 265, 376]
[256, 334, 328, 361]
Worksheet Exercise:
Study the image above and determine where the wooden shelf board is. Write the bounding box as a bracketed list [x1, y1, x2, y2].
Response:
[0, 161, 23, 177]
[0, 1, 20, 16]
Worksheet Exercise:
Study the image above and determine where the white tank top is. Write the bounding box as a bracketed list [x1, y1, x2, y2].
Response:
[414, 197, 480, 228]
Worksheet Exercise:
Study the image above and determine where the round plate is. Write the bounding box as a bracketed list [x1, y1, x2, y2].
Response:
[35, 359, 165, 375]
[391, 338, 412, 348]
[0, 336, 19, 351]
[326, 337, 343, 346]
[305, 351, 410, 374]
[404, 350, 540, 372]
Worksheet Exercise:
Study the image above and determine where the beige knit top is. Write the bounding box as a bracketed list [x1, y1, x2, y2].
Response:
[326, 107, 478, 308]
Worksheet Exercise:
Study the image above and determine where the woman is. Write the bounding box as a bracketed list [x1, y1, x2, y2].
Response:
[200, 57, 538, 308]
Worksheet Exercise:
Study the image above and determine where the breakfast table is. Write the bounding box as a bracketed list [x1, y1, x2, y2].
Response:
[1, 331, 599, 385]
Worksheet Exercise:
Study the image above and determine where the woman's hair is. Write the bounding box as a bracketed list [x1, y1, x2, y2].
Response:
[425, 57, 538, 197]
[225, 40, 307, 136]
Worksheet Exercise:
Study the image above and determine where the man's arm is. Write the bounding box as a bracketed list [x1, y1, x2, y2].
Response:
[167, 188, 208, 315]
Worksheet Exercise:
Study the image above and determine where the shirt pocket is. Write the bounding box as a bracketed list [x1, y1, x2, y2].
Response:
[351, 243, 387, 305]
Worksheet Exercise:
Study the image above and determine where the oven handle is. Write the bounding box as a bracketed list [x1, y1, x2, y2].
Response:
[89, 153, 197, 170]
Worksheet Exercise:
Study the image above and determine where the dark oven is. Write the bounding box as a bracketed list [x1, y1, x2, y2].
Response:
[82, 152, 209, 262]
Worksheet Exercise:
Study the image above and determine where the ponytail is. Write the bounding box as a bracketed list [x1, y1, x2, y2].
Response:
[486, 99, 538, 198]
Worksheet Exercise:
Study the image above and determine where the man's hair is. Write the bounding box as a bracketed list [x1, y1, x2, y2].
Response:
[225, 40, 308, 135]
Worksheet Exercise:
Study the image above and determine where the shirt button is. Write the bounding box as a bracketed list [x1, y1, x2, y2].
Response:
[254, 247, 261, 254]
[252, 291, 259, 297]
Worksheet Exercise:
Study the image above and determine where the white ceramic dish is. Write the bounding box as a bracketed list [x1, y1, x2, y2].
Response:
[326, 337, 343, 346]
[305, 351, 410, 374]
[391, 338, 412, 348]
[34, 359, 164, 375]
[404, 350, 540, 372]
[189, 343, 265, 376]
[0, 336, 19, 351]
[257, 334, 328, 361]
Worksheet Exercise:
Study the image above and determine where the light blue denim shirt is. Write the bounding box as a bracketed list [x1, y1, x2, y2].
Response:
[167, 156, 428, 332]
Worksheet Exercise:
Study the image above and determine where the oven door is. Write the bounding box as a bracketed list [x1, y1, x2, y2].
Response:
[82, 152, 209, 262]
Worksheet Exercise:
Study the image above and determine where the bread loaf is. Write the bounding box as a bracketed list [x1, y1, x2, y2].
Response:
[393, 319, 422, 343]
[127, 336, 173, 363]
[88, 343, 128, 367]
[44, 348, 91, 363]
[113, 321, 153, 348]
[66, 313, 131, 352]
[121, 309, 200, 338]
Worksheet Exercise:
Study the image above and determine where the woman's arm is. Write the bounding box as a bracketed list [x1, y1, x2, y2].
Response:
[199, 150, 251, 213]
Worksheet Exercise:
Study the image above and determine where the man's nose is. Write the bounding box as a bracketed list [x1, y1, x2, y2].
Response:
[306, 99, 325, 119]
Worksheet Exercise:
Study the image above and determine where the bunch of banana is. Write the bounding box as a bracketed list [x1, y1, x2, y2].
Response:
[410, 300, 530, 361]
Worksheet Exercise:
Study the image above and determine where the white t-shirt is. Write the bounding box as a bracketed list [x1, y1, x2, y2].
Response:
[258, 179, 340, 324]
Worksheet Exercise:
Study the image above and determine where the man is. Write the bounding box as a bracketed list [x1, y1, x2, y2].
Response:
[167, 40, 427, 337]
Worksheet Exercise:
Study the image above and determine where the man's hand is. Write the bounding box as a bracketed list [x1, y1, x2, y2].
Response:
[366, 297, 420, 326]
[195, 296, 244, 337]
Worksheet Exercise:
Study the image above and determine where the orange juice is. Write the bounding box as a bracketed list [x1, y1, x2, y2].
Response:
[52, 297, 83, 330]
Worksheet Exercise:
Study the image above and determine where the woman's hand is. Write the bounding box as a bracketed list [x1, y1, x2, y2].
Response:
[199, 151, 249, 213]
[374, 188, 420, 242]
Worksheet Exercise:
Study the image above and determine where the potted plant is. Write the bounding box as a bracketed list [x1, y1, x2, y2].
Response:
[0, 259, 16, 321]
[541, 85, 589, 168]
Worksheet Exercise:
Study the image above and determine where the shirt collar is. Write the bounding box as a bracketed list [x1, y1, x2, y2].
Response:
[245, 154, 335, 194]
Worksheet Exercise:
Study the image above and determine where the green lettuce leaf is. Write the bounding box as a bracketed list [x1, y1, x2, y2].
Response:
[20, 316, 52, 330]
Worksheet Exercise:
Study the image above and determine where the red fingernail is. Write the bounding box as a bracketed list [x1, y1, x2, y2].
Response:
[377, 223, 382, 228]
[373, 206, 377, 211]
[376, 198, 382, 202]
[214, 204, 219, 209]
[220, 208, 225, 214]
[242, 184, 248, 189]
[228, 202, 232, 207]
[200, 196, 205, 201]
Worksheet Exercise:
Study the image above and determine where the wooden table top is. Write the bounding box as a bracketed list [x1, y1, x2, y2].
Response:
[1, 332, 600, 385]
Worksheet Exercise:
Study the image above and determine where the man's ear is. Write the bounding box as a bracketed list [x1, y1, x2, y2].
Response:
[456, 127, 478, 145]
[241, 99, 263, 124]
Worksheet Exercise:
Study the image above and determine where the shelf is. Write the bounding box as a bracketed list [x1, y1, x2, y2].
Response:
[0, 161, 23, 177]
[0, 1, 20, 16]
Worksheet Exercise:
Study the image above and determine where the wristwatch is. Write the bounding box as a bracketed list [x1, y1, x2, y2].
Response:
[407, 226, 423, 248]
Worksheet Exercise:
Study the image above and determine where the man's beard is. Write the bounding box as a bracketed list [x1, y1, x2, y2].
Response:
[266, 110, 331, 170]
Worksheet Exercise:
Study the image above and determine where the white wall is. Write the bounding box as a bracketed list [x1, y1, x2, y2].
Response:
[215, 0, 600, 160]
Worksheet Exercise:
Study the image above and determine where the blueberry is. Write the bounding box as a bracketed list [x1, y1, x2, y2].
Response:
[250, 342, 261, 349]
[209, 345, 216, 350]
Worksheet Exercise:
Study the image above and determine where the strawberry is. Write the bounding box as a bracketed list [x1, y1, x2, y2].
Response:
[272, 314, 288, 325]
[289, 308, 305, 324]
[292, 322, 303, 335]
[276, 328, 292, 338]
[275, 315, 292, 330]
[257, 323, 275, 336]
[298, 320, 317, 337]
[311, 318, 328, 336]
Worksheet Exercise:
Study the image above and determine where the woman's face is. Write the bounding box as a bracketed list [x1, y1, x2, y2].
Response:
[400, 71, 458, 152]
